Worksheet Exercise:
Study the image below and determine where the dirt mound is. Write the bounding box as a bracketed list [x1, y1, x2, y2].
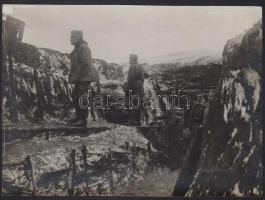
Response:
[185, 19, 262, 197]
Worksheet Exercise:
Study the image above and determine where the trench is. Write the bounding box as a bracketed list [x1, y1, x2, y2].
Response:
[2, 121, 180, 196]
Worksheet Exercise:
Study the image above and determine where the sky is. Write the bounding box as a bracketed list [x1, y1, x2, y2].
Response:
[3, 5, 262, 63]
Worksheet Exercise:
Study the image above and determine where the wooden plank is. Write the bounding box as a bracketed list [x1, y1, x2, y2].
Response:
[2, 125, 112, 132]
[2, 124, 155, 132]
[2, 125, 113, 143]
[2, 124, 158, 143]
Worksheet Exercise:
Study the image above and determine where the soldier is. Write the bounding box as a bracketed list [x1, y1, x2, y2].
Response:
[190, 95, 206, 128]
[68, 30, 99, 127]
[164, 112, 184, 169]
[126, 54, 144, 126]
[172, 95, 209, 196]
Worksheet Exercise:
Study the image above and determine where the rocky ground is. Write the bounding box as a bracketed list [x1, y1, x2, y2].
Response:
[182, 19, 263, 197]
[3, 124, 173, 196]
[114, 169, 180, 196]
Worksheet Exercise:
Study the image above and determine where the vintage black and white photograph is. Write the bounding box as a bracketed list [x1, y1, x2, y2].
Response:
[1, 5, 263, 196]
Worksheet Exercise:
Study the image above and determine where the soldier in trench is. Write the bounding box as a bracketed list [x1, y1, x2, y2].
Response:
[172, 94, 210, 196]
[68, 30, 99, 127]
[182, 94, 208, 150]
[164, 112, 185, 169]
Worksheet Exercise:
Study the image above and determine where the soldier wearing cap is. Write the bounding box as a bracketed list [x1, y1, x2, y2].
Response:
[69, 30, 99, 126]
[126, 54, 145, 126]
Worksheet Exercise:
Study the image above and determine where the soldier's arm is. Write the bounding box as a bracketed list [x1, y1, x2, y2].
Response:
[78, 44, 91, 73]
[139, 65, 145, 81]
[127, 66, 135, 83]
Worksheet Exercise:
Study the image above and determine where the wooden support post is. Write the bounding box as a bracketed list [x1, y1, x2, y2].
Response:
[71, 149, 76, 175]
[7, 55, 18, 122]
[147, 142, 152, 161]
[107, 147, 114, 192]
[68, 149, 76, 196]
[23, 155, 35, 195]
[2, 121, 6, 163]
[125, 141, 129, 151]
[81, 145, 88, 173]
[81, 144, 90, 194]
[132, 143, 136, 175]
[133, 143, 136, 153]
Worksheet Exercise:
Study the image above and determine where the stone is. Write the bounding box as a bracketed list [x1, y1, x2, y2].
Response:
[184, 19, 262, 197]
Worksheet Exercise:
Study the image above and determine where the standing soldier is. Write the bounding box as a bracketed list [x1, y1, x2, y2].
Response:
[172, 95, 209, 196]
[127, 54, 144, 126]
[68, 30, 99, 127]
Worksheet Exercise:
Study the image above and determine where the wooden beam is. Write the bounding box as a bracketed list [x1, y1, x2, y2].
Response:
[2, 125, 113, 143]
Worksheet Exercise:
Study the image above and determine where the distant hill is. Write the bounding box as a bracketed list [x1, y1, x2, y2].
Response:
[144, 49, 222, 66]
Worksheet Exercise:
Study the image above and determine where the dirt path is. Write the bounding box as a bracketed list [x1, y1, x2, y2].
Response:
[114, 168, 180, 196]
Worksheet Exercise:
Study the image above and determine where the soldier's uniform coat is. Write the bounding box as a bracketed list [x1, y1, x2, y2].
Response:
[127, 62, 145, 125]
[127, 63, 145, 98]
[69, 39, 99, 121]
[69, 40, 99, 83]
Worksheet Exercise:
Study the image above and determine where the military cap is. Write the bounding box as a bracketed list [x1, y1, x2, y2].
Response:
[129, 54, 138, 63]
[71, 30, 83, 39]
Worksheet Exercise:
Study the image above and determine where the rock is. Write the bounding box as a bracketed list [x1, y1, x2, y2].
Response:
[184, 19, 262, 197]
[2, 43, 125, 124]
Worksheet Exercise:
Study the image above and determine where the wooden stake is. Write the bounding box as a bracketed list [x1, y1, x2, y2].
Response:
[7, 55, 18, 122]
[107, 148, 114, 192]
[68, 149, 76, 196]
[23, 155, 35, 195]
